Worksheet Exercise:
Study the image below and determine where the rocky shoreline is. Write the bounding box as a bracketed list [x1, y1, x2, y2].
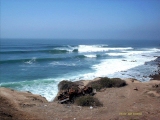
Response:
[1, 77, 160, 120]
[150, 56, 160, 80]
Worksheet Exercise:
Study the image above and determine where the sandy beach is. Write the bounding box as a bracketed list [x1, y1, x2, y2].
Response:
[1, 77, 160, 120]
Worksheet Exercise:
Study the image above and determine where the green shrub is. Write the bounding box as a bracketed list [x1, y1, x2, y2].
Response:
[75, 96, 103, 107]
[90, 83, 102, 91]
[111, 78, 127, 87]
[100, 77, 113, 87]
[87, 77, 127, 91]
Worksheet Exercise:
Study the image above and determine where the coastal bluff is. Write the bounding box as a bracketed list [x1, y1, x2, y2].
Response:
[1, 78, 160, 120]
[0, 87, 47, 120]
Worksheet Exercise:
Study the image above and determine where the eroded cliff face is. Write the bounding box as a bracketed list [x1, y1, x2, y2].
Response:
[0, 87, 47, 120]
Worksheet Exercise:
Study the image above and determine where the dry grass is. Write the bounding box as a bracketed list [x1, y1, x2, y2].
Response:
[75, 95, 103, 107]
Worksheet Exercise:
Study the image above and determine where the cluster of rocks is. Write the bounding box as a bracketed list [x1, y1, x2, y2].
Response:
[56, 80, 95, 104]
[149, 56, 160, 80]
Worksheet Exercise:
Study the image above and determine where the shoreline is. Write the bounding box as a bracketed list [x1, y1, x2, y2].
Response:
[150, 56, 160, 80]
[1, 77, 160, 120]
[0, 55, 159, 101]
[1, 56, 160, 119]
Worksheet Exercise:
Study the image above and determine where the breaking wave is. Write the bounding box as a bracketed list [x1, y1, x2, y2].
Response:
[77, 45, 133, 53]
[0, 44, 134, 55]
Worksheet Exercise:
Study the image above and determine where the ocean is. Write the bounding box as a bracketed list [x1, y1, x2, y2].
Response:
[0, 39, 160, 101]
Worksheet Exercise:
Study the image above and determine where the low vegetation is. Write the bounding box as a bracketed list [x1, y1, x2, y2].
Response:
[57, 77, 127, 105]
[87, 77, 127, 91]
[75, 95, 103, 107]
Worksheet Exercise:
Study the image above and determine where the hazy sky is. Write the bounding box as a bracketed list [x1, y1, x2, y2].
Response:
[1, 0, 160, 40]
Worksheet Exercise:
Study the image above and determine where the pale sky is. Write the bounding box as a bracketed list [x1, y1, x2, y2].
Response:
[1, 0, 160, 40]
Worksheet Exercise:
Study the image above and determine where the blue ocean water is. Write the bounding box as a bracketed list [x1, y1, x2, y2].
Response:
[0, 39, 160, 101]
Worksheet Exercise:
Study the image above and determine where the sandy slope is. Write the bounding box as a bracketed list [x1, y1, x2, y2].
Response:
[0, 79, 160, 120]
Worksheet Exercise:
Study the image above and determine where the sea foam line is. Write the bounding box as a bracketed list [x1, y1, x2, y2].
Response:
[78, 45, 133, 53]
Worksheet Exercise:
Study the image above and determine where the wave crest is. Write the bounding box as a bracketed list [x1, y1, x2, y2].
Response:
[78, 45, 133, 53]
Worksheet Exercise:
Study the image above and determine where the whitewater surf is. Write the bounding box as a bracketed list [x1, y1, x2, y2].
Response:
[1, 39, 159, 101]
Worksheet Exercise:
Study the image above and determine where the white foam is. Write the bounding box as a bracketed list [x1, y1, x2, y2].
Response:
[24, 57, 36, 64]
[78, 45, 133, 53]
[54, 46, 77, 52]
[107, 48, 160, 57]
[11, 78, 60, 102]
[67, 48, 160, 81]
[84, 54, 97, 58]
[92, 49, 159, 79]
[54, 44, 134, 53]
